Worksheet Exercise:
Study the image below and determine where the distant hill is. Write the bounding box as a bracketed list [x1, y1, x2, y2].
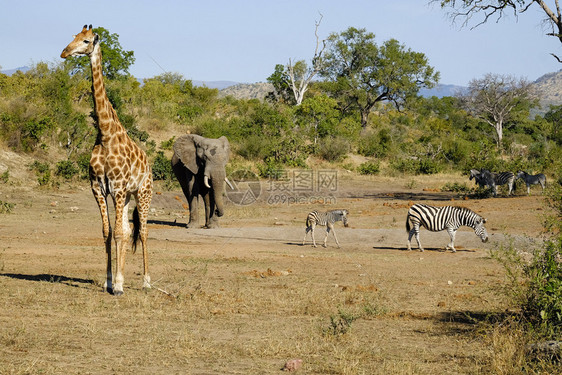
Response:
[216, 82, 467, 101]
[532, 69, 562, 108]
[191, 80, 239, 90]
[1, 66, 30, 75]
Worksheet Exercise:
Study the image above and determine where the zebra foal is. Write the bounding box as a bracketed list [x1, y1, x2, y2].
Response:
[406, 204, 488, 252]
[303, 209, 349, 248]
[516, 171, 546, 195]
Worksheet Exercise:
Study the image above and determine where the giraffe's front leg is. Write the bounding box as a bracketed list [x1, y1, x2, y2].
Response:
[112, 191, 129, 296]
[92, 181, 112, 293]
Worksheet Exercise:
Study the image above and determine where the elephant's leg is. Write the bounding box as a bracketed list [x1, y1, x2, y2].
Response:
[203, 191, 219, 228]
[185, 176, 199, 228]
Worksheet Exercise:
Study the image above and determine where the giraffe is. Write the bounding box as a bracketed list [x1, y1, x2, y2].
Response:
[61, 25, 153, 295]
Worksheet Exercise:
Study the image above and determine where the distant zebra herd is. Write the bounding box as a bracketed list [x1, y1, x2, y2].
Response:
[469, 168, 546, 196]
[302, 169, 546, 252]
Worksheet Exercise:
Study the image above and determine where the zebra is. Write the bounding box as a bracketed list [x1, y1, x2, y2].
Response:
[406, 204, 488, 252]
[302, 209, 349, 248]
[469, 169, 514, 196]
[516, 171, 546, 195]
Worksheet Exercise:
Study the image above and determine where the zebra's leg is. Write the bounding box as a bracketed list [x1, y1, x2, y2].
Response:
[331, 226, 341, 248]
[302, 227, 311, 245]
[527, 184, 531, 195]
[446, 228, 457, 252]
[311, 224, 317, 247]
[407, 229, 414, 251]
[412, 224, 423, 252]
[323, 226, 331, 248]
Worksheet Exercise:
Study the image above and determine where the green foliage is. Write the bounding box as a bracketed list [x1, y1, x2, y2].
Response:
[324, 309, 358, 336]
[358, 128, 392, 158]
[441, 182, 470, 193]
[0, 170, 9, 184]
[29, 161, 51, 186]
[55, 160, 79, 180]
[321, 27, 439, 127]
[152, 151, 173, 181]
[523, 237, 562, 338]
[358, 161, 381, 175]
[316, 137, 350, 162]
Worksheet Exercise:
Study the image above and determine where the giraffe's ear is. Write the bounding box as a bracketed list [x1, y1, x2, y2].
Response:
[93, 34, 100, 45]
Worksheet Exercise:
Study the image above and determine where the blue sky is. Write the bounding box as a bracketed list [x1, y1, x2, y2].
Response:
[1, 0, 561, 86]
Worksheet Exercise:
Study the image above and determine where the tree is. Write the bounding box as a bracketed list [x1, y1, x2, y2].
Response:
[286, 15, 327, 105]
[267, 16, 327, 106]
[459, 73, 536, 148]
[64, 27, 135, 80]
[320, 27, 439, 128]
[437, 0, 562, 61]
[266, 64, 294, 104]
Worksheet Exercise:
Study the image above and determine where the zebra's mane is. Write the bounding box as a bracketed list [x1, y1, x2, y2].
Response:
[329, 209, 347, 215]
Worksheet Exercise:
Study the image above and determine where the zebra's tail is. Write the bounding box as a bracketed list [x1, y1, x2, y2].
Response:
[132, 206, 140, 254]
[305, 215, 311, 228]
[406, 213, 411, 233]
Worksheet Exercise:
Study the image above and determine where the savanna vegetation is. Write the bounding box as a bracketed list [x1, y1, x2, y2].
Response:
[2, 22, 562, 372]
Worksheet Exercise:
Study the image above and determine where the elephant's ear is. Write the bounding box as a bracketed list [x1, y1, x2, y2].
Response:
[219, 136, 231, 160]
[173, 135, 198, 174]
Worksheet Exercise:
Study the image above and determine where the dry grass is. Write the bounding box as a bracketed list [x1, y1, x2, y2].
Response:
[0, 174, 560, 374]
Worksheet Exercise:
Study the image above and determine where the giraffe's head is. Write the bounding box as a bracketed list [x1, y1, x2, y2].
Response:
[61, 25, 98, 58]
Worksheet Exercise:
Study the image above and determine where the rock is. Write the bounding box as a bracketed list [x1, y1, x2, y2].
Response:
[282, 358, 303, 372]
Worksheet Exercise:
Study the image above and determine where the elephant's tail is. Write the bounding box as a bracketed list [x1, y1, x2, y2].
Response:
[132, 206, 140, 253]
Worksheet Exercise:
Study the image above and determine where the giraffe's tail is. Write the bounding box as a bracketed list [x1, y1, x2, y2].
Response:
[132, 206, 140, 254]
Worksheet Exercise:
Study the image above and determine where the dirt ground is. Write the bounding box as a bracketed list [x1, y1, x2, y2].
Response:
[0, 171, 550, 374]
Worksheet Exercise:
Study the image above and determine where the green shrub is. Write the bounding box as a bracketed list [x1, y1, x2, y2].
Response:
[523, 237, 562, 338]
[441, 182, 470, 193]
[324, 309, 358, 336]
[55, 160, 79, 180]
[152, 151, 173, 180]
[358, 161, 380, 175]
[316, 137, 350, 162]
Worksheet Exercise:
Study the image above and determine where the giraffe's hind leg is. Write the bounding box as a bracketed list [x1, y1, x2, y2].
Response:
[136, 178, 152, 289]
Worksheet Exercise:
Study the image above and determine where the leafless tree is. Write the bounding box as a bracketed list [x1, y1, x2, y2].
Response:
[436, 0, 562, 61]
[286, 14, 327, 105]
[459, 73, 535, 147]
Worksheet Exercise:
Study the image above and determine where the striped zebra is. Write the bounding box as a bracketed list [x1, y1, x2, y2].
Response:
[302, 209, 349, 248]
[406, 204, 488, 252]
[469, 169, 514, 196]
[516, 171, 546, 195]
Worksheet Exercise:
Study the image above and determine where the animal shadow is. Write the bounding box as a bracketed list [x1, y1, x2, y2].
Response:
[0, 273, 95, 289]
[372, 246, 476, 253]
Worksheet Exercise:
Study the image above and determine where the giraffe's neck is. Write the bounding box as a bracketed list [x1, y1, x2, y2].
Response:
[90, 44, 123, 137]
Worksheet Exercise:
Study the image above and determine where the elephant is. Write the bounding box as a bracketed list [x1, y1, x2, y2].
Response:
[171, 134, 232, 228]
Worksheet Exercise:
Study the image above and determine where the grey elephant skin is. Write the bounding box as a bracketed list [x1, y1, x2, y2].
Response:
[171, 134, 230, 228]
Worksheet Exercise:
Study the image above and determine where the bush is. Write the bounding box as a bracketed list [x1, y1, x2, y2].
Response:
[55, 160, 79, 180]
[152, 151, 173, 180]
[358, 161, 380, 175]
[523, 237, 562, 338]
[316, 137, 350, 162]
